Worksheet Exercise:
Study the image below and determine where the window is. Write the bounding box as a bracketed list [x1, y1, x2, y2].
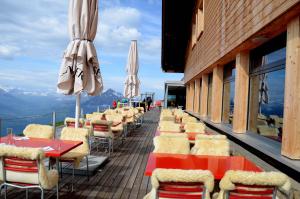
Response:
[248, 33, 286, 142]
[196, 1, 204, 40]
[191, 0, 204, 48]
[207, 73, 213, 117]
[222, 62, 236, 125]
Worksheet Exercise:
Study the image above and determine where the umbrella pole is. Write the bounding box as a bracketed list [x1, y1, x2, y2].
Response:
[75, 93, 81, 128]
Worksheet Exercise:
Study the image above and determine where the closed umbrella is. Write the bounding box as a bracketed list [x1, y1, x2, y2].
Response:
[124, 40, 140, 105]
[57, 0, 103, 127]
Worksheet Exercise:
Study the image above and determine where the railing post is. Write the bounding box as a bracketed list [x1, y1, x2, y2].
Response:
[97, 106, 100, 112]
[52, 112, 56, 139]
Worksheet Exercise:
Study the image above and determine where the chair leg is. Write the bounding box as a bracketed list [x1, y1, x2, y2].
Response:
[86, 156, 89, 181]
[40, 188, 44, 199]
[56, 184, 59, 199]
[4, 185, 7, 199]
[72, 163, 75, 192]
[108, 138, 111, 157]
[26, 189, 28, 199]
[60, 162, 63, 178]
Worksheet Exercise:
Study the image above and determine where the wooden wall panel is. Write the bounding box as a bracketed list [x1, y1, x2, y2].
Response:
[211, 66, 224, 123]
[232, 52, 249, 133]
[184, 0, 300, 83]
[282, 16, 300, 159]
[200, 74, 209, 116]
[190, 81, 195, 112]
[194, 78, 201, 113]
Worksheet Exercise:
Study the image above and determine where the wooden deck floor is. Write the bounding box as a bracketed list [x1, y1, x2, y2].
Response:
[6, 109, 159, 199]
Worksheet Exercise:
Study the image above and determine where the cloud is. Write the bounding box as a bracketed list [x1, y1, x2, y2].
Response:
[0, 45, 20, 59]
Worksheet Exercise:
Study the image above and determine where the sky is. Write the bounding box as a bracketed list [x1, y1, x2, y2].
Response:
[0, 0, 183, 99]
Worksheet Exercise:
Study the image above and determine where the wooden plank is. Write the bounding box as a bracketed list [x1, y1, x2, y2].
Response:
[190, 81, 195, 112]
[282, 16, 300, 159]
[233, 52, 249, 133]
[194, 78, 201, 113]
[211, 65, 224, 123]
[200, 74, 209, 116]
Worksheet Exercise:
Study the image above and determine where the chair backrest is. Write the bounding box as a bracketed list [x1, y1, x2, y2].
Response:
[91, 120, 112, 133]
[184, 122, 206, 133]
[0, 145, 43, 187]
[60, 127, 89, 155]
[159, 123, 181, 132]
[64, 117, 84, 128]
[23, 124, 54, 139]
[195, 134, 227, 140]
[160, 132, 188, 138]
[151, 169, 214, 199]
[182, 116, 197, 124]
[191, 139, 230, 156]
[218, 170, 291, 199]
[160, 115, 175, 122]
[153, 136, 190, 154]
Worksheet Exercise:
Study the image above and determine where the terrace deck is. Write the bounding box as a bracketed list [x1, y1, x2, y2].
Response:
[6, 109, 159, 199]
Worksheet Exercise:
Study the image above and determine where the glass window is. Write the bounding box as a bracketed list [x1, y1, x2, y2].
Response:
[207, 73, 213, 117]
[222, 62, 236, 125]
[248, 33, 286, 142]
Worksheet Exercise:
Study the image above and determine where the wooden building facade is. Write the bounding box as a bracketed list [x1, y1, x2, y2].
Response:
[162, 0, 300, 160]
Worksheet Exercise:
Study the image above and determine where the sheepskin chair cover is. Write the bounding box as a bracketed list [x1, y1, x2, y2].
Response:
[158, 121, 176, 128]
[153, 136, 190, 154]
[159, 123, 181, 132]
[160, 132, 188, 138]
[64, 117, 85, 125]
[196, 134, 227, 140]
[0, 145, 58, 190]
[182, 116, 197, 123]
[91, 119, 114, 138]
[161, 109, 172, 115]
[184, 122, 206, 133]
[104, 109, 117, 115]
[60, 127, 89, 168]
[105, 114, 124, 133]
[159, 115, 175, 122]
[216, 170, 291, 199]
[144, 169, 214, 199]
[23, 124, 54, 139]
[191, 139, 230, 156]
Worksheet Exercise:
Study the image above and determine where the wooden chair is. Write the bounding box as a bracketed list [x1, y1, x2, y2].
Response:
[216, 170, 291, 199]
[144, 168, 214, 199]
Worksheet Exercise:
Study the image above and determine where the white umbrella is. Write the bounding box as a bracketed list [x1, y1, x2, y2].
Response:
[124, 40, 140, 104]
[57, 0, 103, 127]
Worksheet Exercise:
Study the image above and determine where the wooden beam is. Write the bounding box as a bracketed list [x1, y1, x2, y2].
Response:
[194, 78, 201, 113]
[200, 74, 209, 117]
[282, 16, 300, 159]
[186, 84, 190, 111]
[190, 81, 195, 112]
[211, 65, 224, 123]
[233, 52, 249, 133]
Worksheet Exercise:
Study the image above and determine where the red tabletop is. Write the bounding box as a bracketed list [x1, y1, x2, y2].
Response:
[145, 153, 262, 179]
[0, 136, 82, 158]
[156, 131, 212, 140]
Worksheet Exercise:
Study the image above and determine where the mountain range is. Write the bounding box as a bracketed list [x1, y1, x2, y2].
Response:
[0, 87, 123, 134]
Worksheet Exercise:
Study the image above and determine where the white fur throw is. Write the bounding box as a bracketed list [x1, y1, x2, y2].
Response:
[182, 116, 197, 123]
[191, 139, 230, 156]
[184, 122, 206, 132]
[23, 124, 54, 139]
[60, 127, 89, 168]
[0, 145, 58, 190]
[64, 117, 84, 125]
[153, 136, 190, 154]
[196, 134, 227, 140]
[144, 169, 214, 199]
[160, 132, 188, 138]
[159, 123, 181, 132]
[216, 170, 291, 199]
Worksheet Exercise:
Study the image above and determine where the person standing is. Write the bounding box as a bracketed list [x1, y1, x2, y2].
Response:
[112, 100, 117, 109]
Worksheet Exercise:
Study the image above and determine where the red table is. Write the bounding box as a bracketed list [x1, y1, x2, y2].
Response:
[145, 153, 262, 179]
[155, 131, 212, 141]
[0, 135, 82, 158]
